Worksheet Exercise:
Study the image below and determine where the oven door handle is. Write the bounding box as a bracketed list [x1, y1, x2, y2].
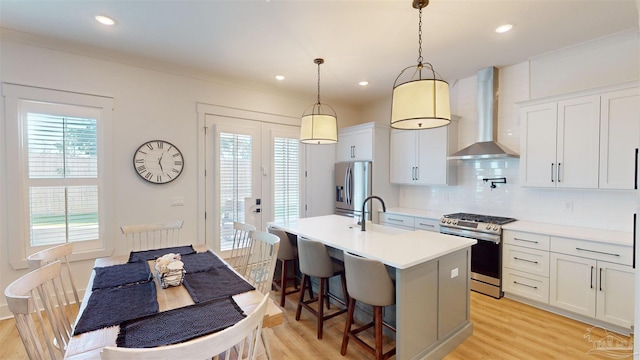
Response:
[439, 227, 501, 244]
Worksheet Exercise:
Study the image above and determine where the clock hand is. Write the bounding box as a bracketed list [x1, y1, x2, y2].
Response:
[158, 152, 164, 172]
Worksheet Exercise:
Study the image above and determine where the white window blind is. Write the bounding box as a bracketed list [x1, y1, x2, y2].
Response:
[26, 112, 99, 246]
[273, 137, 300, 222]
[219, 132, 252, 250]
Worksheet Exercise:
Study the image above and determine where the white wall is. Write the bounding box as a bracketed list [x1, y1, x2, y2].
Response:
[0, 35, 360, 318]
[397, 30, 639, 233]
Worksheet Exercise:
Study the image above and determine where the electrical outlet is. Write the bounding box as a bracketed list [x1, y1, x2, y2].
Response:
[171, 196, 184, 206]
[451, 268, 459, 278]
[564, 201, 573, 212]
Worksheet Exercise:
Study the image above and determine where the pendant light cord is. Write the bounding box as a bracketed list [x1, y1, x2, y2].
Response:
[316, 61, 321, 105]
[417, 7, 423, 66]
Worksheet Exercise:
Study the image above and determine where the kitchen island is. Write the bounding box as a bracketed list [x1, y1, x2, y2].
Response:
[270, 215, 477, 360]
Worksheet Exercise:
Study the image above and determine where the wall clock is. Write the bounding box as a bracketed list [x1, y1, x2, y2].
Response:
[133, 140, 184, 184]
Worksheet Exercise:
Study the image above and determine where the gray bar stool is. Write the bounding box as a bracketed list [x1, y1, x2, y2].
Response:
[267, 226, 299, 307]
[341, 252, 396, 360]
[295, 237, 349, 339]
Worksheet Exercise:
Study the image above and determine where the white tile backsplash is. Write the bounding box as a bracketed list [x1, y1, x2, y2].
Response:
[399, 157, 636, 232]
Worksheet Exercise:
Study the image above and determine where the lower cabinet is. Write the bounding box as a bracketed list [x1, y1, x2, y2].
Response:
[503, 228, 635, 330]
[549, 253, 634, 329]
[378, 211, 439, 232]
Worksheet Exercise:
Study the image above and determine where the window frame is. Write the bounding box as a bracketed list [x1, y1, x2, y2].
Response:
[3, 83, 114, 269]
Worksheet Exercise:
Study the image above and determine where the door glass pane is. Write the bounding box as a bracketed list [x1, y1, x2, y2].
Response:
[273, 137, 300, 222]
[219, 132, 252, 251]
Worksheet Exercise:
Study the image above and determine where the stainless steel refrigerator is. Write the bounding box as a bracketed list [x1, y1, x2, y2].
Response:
[334, 161, 372, 220]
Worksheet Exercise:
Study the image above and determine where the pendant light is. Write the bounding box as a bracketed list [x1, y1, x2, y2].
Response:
[391, 0, 451, 130]
[300, 58, 338, 144]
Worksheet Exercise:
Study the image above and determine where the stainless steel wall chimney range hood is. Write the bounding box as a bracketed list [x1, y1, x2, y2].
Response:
[448, 67, 519, 160]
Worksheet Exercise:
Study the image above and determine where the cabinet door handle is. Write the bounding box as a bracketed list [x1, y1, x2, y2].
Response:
[415, 167, 419, 180]
[513, 257, 538, 264]
[351, 146, 355, 158]
[551, 163, 555, 183]
[387, 218, 404, 223]
[513, 237, 539, 244]
[513, 281, 538, 289]
[634, 148, 638, 190]
[557, 162, 561, 183]
[599, 267, 604, 291]
[590, 266, 594, 289]
[419, 223, 435, 228]
[576, 247, 620, 257]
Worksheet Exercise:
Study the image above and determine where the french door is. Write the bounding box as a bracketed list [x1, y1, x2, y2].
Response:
[204, 115, 303, 254]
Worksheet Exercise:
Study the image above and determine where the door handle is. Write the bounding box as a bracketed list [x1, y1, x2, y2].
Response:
[599, 267, 603, 291]
[634, 148, 638, 190]
[557, 162, 561, 183]
[590, 266, 594, 289]
[415, 167, 419, 180]
[551, 163, 555, 183]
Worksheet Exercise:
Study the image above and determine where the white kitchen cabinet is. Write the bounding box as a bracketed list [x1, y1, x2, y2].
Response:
[414, 217, 439, 232]
[599, 87, 640, 190]
[550, 253, 635, 329]
[378, 212, 415, 230]
[378, 211, 440, 232]
[502, 230, 551, 303]
[337, 127, 373, 161]
[549, 253, 597, 317]
[520, 82, 639, 190]
[389, 121, 457, 186]
[520, 95, 600, 188]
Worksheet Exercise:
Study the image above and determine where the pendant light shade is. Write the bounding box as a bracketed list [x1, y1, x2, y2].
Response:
[300, 58, 338, 144]
[391, 0, 451, 130]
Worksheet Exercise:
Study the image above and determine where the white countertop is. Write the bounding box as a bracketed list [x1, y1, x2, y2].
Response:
[502, 220, 633, 247]
[269, 215, 476, 269]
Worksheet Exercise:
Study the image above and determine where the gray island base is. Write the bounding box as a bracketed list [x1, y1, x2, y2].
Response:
[270, 215, 476, 360]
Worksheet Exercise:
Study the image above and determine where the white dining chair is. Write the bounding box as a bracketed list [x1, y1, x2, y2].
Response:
[120, 220, 184, 252]
[5, 261, 74, 360]
[27, 243, 81, 315]
[228, 222, 256, 273]
[100, 293, 270, 360]
[242, 230, 280, 295]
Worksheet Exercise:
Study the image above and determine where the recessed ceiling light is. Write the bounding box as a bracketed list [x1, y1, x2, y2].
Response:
[275, 75, 285, 81]
[495, 24, 513, 33]
[95, 15, 116, 26]
[358, 81, 369, 86]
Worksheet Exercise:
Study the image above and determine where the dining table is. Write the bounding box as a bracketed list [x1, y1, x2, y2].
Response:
[64, 243, 282, 359]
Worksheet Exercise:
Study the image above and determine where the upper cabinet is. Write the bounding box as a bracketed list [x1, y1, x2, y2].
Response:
[390, 121, 457, 186]
[519, 83, 639, 189]
[337, 127, 373, 161]
[599, 88, 640, 190]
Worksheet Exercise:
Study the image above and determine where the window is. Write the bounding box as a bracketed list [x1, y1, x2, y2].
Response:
[273, 137, 300, 222]
[219, 132, 253, 251]
[4, 84, 113, 268]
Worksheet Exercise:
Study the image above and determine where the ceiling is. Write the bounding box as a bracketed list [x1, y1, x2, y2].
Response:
[1, 0, 638, 107]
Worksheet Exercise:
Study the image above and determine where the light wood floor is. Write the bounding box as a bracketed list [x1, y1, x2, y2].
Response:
[0, 291, 633, 359]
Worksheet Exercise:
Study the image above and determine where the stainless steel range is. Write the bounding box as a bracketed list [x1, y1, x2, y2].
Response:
[440, 213, 517, 298]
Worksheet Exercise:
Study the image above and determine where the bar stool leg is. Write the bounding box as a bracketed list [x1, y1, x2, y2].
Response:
[317, 278, 325, 339]
[295, 274, 308, 321]
[340, 297, 356, 355]
[279, 259, 288, 307]
[374, 306, 383, 360]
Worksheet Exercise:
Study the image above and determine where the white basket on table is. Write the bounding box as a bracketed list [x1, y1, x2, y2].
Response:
[154, 253, 186, 289]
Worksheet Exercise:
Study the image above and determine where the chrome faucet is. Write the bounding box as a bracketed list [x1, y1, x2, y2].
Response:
[361, 196, 386, 231]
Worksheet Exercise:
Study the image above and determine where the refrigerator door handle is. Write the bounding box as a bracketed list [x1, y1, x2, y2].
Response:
[344, 166, 350, 206]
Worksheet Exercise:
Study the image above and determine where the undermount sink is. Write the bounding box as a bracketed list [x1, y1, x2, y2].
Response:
[347, 222, 406, 235]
